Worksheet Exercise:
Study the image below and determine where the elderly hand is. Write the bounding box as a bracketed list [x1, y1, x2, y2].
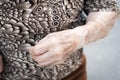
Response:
[30, 27, 87, 66]
[30, 12, 118, 66]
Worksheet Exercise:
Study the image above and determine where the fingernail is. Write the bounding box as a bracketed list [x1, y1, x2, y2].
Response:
[29, 47, 38, 56]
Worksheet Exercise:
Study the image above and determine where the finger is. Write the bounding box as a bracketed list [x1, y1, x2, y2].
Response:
[32, 46, 64, 66]
[37, 54, 63, 67]
[30, 46, 49, 56]
[37, 58, 65, 67]
[34, 46, 63, 63]
[0, 55, 3, 73]
[33, 51, 55, 63]
[34, 51, 65, 66]
[30, 33, 58, 56]
[37, 59, 55, 66]
[53, 60, 64, 65]
[30, 40, 51, 56]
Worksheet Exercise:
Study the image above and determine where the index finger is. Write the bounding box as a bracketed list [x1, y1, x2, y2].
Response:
[29, 39, 51, 56]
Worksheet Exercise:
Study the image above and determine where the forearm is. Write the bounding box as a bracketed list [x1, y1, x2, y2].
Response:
[73, 12, 119, 47]
[85, 12, 119, 44]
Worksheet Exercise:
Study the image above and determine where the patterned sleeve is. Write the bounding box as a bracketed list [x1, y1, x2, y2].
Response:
[83, 0, 120, 14]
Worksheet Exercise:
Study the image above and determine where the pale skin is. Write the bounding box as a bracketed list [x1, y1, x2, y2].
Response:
[0, 12, 119, 72]
[30, 12, 118, 66]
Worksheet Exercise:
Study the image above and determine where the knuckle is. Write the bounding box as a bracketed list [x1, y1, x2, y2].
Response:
[54, 50, 65, 61]
[30, 47, 39, 56]
[55, 60, 64, 65]
[32, 57, 40, 63]
[57, 55, 64, 61]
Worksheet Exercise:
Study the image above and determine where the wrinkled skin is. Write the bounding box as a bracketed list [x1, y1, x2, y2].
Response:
[30, 28, 87, 66]
[30, 12, 119, 66]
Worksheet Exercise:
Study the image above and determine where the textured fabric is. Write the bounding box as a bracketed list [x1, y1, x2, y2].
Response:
[83, 0, 120, 14]
[0, 0, 119, 80]
[0, 0, 85, 80]
[63, 54, 87, 80]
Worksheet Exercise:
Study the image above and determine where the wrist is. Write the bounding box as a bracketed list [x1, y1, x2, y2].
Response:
[72, 26, 88, 49]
